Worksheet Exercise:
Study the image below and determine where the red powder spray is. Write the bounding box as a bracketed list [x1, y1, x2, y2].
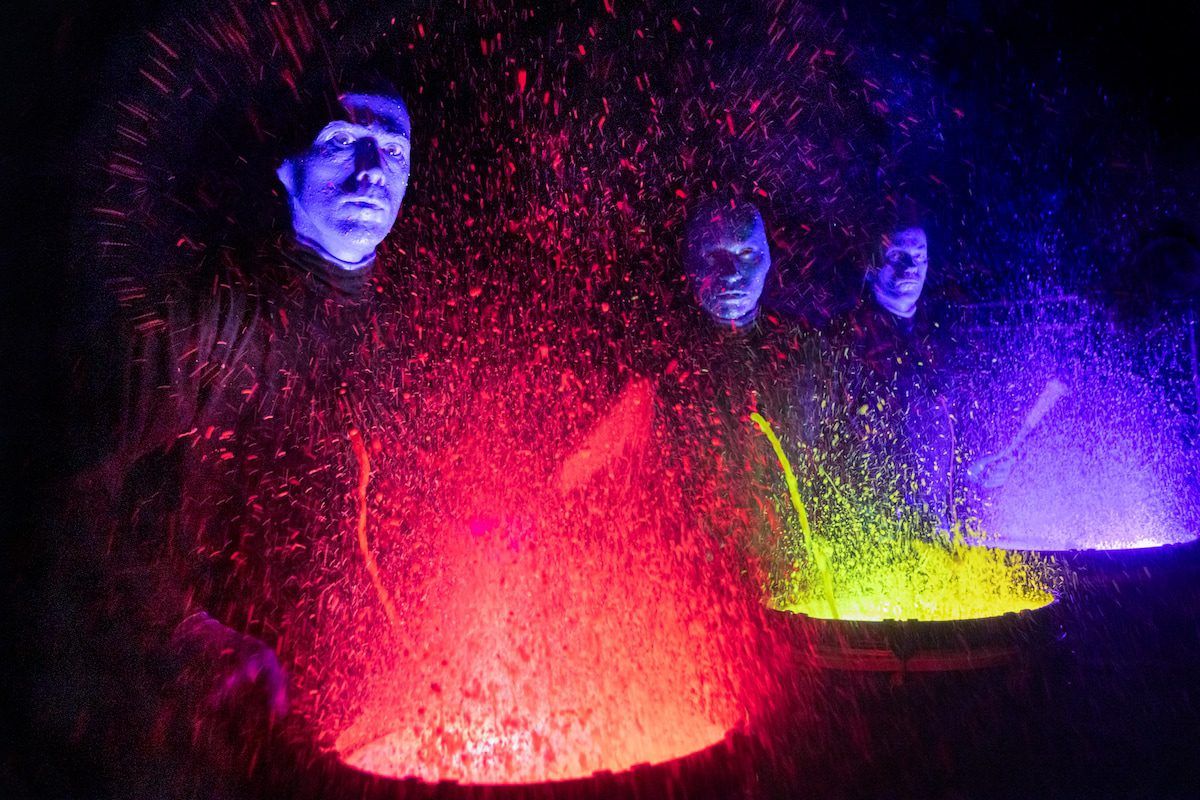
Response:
[325, 373, 755, 784]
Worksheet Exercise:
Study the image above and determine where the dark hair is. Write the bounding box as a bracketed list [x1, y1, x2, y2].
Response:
[882, 194, 932, 237]
[684, 192, 766, 242]
[266, 69, 407, 163]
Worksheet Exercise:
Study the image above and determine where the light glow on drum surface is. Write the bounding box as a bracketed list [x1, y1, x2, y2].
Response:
[325, 377, 755, 785]
[776, 533, 1056, 622]
[752, 414, 1055, 623]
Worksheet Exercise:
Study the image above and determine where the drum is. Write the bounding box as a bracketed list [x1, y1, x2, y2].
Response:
[774, 603, 1059, 676]
[998, 536, 1200, 664]
[254, 725, 756, 800]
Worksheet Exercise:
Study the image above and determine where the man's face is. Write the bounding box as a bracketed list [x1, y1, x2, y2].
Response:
[685, 207, 772, 325]
[873, 226, 928, 316]
[278, 93, 411, 266]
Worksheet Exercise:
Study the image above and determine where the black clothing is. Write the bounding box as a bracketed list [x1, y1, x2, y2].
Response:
[819, 296, 957, 524]
[1125, 311, 1200, 455]
[653, 308, 822, 590]
[99, 237, 376, 643]
[36, 236, 384, 796]
[661, 312, 808, 450]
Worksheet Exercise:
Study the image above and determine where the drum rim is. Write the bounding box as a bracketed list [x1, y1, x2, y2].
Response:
[260, 721, 756, 799]
[974, 533, 1200, 556]
[768, 595, 1059, 631]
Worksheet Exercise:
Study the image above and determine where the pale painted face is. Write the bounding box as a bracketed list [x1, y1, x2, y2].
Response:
[277, 93, 412, 268]
[684, 205, 772, 326]
[873, 226, 928, 318]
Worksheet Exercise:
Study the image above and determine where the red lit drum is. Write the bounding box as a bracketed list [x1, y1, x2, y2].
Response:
[254, 725, 755, 800]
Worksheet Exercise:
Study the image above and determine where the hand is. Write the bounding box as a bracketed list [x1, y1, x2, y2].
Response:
[170, 611, 288, 721]
[966, 452, 1016, 489]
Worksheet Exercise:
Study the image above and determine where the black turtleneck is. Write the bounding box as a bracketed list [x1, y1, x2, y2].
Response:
[35, 234, 390, 789]
[280, 235, 375, 300]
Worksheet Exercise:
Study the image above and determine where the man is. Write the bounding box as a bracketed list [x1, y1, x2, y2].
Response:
[820, 200, 957, 526]
[49, 87, 413, 776]
[1108, 223, 1200, 456]
[870, 224, 929, 323]
[663, 195, 820, 598]
[676, 196, 808, 442]
[961, 225, 1200, 545]
[169, 89, 411, 713]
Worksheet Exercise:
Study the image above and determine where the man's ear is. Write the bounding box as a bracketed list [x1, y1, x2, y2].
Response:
[276, 159, 297, 196]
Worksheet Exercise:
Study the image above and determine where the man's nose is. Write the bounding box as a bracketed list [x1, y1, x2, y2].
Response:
[719, 268, 744, 287]
[710, 253, 740, 281]
[354, 139, 386, 185]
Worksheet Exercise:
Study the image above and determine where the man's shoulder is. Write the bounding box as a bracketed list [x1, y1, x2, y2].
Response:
[175, 251, 272, 312]
[107, 247, 277, 362]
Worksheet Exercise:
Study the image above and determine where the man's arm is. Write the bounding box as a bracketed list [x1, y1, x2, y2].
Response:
[61, 273, 287, 719]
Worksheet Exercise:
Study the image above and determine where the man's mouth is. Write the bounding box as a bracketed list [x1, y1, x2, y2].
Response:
[342, 196, 388, 211]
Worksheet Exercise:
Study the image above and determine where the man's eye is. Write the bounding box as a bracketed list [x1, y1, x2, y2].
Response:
[328, 132, 355, 147]
[738, 248, 758, 259]
[382, 142, 405, 157]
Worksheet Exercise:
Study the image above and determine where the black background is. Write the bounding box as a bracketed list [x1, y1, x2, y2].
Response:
[3, 2, 1198, 797]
